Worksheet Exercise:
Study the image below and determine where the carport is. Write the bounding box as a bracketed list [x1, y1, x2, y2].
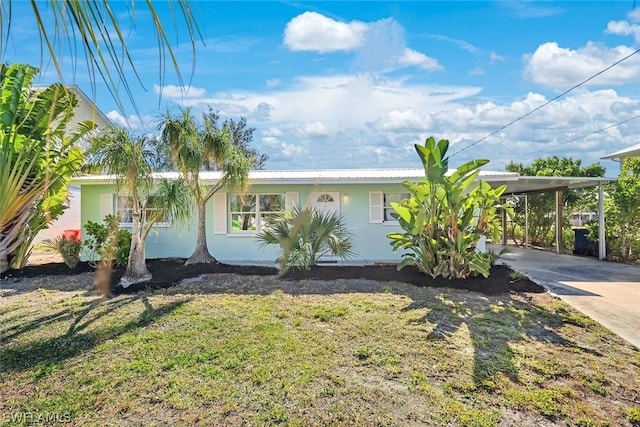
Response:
[488, 176, 616, 260]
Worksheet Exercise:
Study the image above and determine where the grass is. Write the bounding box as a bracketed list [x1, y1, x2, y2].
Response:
[1, 275, 639, 426]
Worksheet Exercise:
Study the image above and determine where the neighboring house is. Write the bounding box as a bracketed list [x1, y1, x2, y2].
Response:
[66, 85, 113, 150]
[33, 85, 112, 245]
[74, 169, 522, 263]
[601, 143, 640, 163]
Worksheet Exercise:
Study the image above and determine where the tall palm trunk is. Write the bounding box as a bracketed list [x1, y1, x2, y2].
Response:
[186, 198, 217, 265]
[120, 206, 151, 287]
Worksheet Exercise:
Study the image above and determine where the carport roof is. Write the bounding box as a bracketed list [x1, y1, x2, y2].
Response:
[488, 175, 615, 195]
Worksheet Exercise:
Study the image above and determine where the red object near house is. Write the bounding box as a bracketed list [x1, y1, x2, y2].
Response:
[63, 229, 81, 242]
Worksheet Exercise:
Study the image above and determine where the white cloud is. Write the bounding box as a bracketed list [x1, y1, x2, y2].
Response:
[523, 42, 640, 90]
[397, 48, 442, 71]
[606, 7, 640, 42]
[412, 89, 640, 169]
[154, 75, 640, 173]
[629, 8, 640, 22]
[296, 122, 329, 137]
[606, 20, 640, 42]
[283, 11, 368, 53]
[354, 18, 441, 73]
[468, 67, 486, 76]
[155, 75, 483, 169]
[153, 84, 207, 99]
[157, 75, 481, 128]
[490, 51, 504, 62]
[261, 136, 281, 147]
[429, 34, 478, 53]
[106, 110, 155, 131]
[260, 136, 308, 161]
[266, 78, 280, 88]
[281, 142, 307, 157]
[262, 127, 283, 137]
[284, 13, 441, 74]
[368, 109, 428, 132]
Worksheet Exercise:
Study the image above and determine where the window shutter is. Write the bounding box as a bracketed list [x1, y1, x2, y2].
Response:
[213, 192, 227, 234]
[369, 191, 383, 223]
[285, 192, 299, 210]
[100, 194, 113, 219]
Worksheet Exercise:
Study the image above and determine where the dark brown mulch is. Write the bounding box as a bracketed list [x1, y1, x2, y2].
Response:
[2, 258, 544, 296]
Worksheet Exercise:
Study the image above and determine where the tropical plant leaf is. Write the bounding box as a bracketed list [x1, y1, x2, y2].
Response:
[387, 135, 509, 281]
[0, 1, 205, 114]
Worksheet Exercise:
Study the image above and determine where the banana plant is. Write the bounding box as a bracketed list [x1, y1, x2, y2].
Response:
[0, 63, 93, 273]
[387, 136, 511, 279]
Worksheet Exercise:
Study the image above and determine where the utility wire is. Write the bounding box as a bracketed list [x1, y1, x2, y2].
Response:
[450, 46, 640, 157]
[523, 113, 640, 157]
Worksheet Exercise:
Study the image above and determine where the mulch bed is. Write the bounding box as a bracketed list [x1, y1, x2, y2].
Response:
[2, 258, 544, 296]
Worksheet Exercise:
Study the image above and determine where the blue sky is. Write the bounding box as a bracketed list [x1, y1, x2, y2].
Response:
[4, 1, 640, 176]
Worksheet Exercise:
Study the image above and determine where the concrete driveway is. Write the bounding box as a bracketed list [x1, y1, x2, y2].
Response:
[493, 244, 640, 349]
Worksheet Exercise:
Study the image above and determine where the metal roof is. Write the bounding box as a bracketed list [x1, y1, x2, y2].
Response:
[487, 175, 614, 195]
[601, 143, 640, 161]
[72, 168, 614, 194]
[72, 169, 520, 185]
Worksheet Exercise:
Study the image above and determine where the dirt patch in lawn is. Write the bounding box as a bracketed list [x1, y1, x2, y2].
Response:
[2, 257, 543, 296]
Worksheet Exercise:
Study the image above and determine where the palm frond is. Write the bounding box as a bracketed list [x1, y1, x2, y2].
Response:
[1, 1, 203, 114]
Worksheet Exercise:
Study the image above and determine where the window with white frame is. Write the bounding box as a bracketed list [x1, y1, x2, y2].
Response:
[229, 193, 285, 232]
[384, 193, 410, 222]
[369, 191, 411, 224]
[116, 195, 169, 225]
[117, 196, 133, 223]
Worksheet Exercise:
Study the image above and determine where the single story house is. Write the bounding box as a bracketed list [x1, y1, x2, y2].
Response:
[72, 169, 613, 263]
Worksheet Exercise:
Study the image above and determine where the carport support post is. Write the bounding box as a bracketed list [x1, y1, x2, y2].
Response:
[525, 195, 529, 248]
[598, 183, 606, 260]
[555, 190, 562, 254]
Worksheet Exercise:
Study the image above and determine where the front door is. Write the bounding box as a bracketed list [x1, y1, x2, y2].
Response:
[310, 192, 341, 262]
[310, 192, 340, 216]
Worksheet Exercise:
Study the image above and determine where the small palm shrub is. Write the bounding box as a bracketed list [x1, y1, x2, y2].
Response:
[83, 215, 131, 267]
[256, 206, 354, 272]
[387, 136, 511, 279]
[42, 236, 82, 269]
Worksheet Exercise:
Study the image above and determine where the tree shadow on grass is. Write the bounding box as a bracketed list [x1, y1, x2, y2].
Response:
[0, 295, 190, 375]
[402, 291, 602, 388]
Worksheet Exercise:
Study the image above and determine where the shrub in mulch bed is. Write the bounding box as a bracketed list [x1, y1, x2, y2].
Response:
[3, 258, 543, 296]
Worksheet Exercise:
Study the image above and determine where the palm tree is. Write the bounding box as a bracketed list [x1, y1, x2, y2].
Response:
[87, 127, 191, 286]
[158, 108, 257, 265]
[0, 63, 93, 274]
[0, 1, 203, 114]
[256, 206, 355, 272]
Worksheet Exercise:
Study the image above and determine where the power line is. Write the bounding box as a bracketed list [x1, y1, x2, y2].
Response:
[523, 113, 640, 158]
[450, 46, 640, 158]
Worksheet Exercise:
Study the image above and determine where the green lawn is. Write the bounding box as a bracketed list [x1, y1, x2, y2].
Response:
[1, 273, 639, 426]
